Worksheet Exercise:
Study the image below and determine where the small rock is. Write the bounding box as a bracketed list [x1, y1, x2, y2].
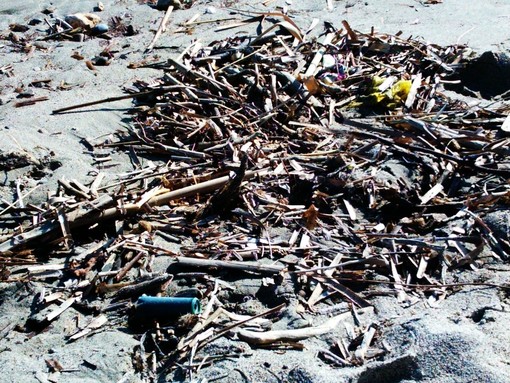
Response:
[460, 51, 510, 98]
[26, 305, 54, 330]
[124, 25, 137, 36]
[42, 7, 56, 15]
[322, 54, 336, 69]
[64, 13, 101, 29]
[33, 41, 50, 50]
[9, 23, 30, 32]
[90, 23, 109, 36]
[94, 2, 105, 12]
[73, 33, 85, 42]
[91, 56, 111, 66]
[156, 0, 181, 10]
[16, 89, 35, 98]
[174, 288, 202, 298]
[28, 19, 43, 26]
[205, 6, 216, 14]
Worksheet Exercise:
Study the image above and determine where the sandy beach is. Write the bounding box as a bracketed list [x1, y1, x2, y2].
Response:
[1, 1, 510, 382]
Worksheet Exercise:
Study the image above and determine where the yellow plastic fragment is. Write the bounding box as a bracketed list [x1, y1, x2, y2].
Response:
[371, 76, 385, 87]
[391, 80, 412, 103]
[350, 77, 412, 109]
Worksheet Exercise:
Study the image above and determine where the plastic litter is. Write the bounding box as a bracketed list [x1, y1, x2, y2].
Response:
[136, 295, 201, 320]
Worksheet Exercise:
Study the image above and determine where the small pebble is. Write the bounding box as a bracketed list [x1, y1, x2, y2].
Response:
[33, 41, 50, 50]
[124, 25, 137, 36]
[94, 2, 105, 12]
[73, 33, 85, 42]
[65, 13, 101, 29]
[90, 23, 109, 36]
[9, 23, 29, 32]
[205, 6, 216, 14]
[28, 19, 43, 26]
[17, 89, 35, 98]
[42, 7, 56, 15]
[156, 0, 175, 10]
[92, 56, 110, 66]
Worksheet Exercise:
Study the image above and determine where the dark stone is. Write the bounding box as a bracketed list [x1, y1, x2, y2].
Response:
[0, 151, 33, 171]
[357, 355, 422, 383]
[459, 51, 510, 99]
[28, 19, 42, 26]
[9, 23, 29, 32]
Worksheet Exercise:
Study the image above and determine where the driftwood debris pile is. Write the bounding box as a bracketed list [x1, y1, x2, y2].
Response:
[2, 12, 510, 380]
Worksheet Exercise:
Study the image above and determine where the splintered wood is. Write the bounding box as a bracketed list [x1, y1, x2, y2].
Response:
[1, 13, 510, 379]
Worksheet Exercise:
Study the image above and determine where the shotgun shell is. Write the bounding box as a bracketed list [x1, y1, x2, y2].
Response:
[136, 295, 201, 319]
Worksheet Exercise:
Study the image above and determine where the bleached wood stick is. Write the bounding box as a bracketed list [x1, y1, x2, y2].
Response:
[238, 308, 371, 345]
[46, 297, 76, 322]
[146, 6, 174, 52]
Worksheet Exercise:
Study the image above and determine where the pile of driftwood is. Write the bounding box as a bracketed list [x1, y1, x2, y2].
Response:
[2, 12, 510, 380]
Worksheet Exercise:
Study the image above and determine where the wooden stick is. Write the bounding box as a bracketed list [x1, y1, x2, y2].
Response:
[304, 32, 335, 77]
[312, 275, 372, 308]
[114, 251, 145, 282]
[14, 96, 49, 108]
[38, 26, 82, 41]
[176, 256, 284, 275]
[52, 89, 163, 114]
[196, 303, 286, 350]
[114, 274, 173, 299]
[68, 315, 108, 342]
[46, 297, 76, 322]
[146, 6, 174, 52]
[180, 17, 237, 27]
[341, 20, 359, 42]
[70, 168, 267, 226]
[0, 185, 40, 216]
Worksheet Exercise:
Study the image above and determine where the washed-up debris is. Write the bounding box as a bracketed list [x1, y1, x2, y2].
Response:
[1, 9, 510, 382]
[156, 0, 196, 11]
[14, 96, 49, 107]
[64, 13, 101, 30]
[95, 2, 105, 12]
[68, 314, 108, 342]
[237, 307, 371, 345]
[457, 51, 510, 98]
[146, 5, 174, 52]
[133, 295, 201, 325]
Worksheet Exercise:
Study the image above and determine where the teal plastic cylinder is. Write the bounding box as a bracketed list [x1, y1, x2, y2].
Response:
[136, 295, 201, 318]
